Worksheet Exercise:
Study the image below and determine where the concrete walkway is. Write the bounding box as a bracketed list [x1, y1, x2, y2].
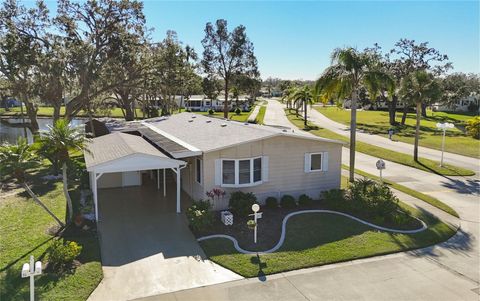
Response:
[309, 106, 479, 173]
[247, 105, 261, 123]
[135, 99, 479, 301]
[88, 184, 242, 301]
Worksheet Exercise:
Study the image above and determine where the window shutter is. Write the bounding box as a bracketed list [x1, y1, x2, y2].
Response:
[304, 153, 311, 173]
[262, 156, 269, 182]
[214, 159, 221, 185]
[323, 152, 329, 171]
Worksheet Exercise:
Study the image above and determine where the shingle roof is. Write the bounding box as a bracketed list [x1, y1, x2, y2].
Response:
[84, 132, 169, 168]
[141, 113, 343, 153]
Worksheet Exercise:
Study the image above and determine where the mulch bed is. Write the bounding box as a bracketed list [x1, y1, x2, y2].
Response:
[193, 201, 424, 252]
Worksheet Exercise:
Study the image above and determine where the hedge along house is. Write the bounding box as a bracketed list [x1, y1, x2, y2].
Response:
[84, 113, 343, 220]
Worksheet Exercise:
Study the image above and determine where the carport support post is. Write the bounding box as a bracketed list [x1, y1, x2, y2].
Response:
[157, 169, 160, 190]
[163, 169, 166, 197]
[176, 168, 180, 213]
[93, 172, 103, 222]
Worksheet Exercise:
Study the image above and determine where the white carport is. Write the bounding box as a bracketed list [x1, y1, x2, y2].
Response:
[84, 132, 186, 221]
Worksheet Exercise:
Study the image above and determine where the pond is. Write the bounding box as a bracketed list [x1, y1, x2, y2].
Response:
[0, 117, 86, 144]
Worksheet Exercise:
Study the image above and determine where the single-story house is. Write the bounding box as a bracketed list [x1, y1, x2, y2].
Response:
[84, 113, 343, 221]
[181, 95, 251, 112]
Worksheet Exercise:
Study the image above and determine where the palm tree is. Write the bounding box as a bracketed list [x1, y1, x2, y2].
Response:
[292, 85, 315, 127]
[315, 47, 392, 182]
[281, 86, 297, 110]
[38, 119, 90, 223]
[0, 138, 65, 227]
[399, 70, 441, 161]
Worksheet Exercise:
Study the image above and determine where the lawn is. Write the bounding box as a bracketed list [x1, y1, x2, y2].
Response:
[315, 106, 480, 158]
[0, 160, 102, 301]
[200, 206, 455, 278]
[285, 110, 475, 176]
[0, 106, 145, 119]
[193, 110, 253, 122]
[255, 106, 267, 125]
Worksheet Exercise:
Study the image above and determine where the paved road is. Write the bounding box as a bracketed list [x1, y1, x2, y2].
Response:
[309, 106, 479, 173]
[140, 99, 479, 301]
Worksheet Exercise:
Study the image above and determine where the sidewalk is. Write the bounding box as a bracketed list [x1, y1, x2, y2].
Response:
[309, 107, 479, 173]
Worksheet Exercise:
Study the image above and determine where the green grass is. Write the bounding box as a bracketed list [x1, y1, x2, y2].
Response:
[200, 206, 455, 277]
[285, 110, 475, 176]
[315, 106, 480, 158]
[341, 165, 459, 218]
[255, 106, 267, 125]
[0, 106, 145, 119]
[0, 160, 102, 301]
[193, 110, 252, 122]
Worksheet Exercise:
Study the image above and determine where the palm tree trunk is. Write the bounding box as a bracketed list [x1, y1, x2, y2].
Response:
[22, 182, 65, 227]
[388, 95, 398, 125]
[62, 162, 74, 223]
[414, 102, 421, 162]
[304, 100, 308, 127]
[401, 105, 408, 125]
[349, 90, 358, 183]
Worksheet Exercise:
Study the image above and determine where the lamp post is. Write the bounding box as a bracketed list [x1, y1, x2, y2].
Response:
[436, 122, 454, 167]
[21, 255, 42, 301]
[249, 204, 262, 244]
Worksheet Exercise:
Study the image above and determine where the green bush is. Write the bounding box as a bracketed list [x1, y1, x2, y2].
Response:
[186, 200, 214, 232]
[280, 195, 296, 209]
[229, 191, 257, 216]
[208, 108, 215, 115]
[298, 194, 313, 206]
[265, 196, 278, 209]
[46, 239, 82, 272]
[466, 116, 480, 139]
[235, 107, 241, 115]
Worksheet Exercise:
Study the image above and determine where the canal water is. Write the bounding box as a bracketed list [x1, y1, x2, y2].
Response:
[0, 118, 86, 144]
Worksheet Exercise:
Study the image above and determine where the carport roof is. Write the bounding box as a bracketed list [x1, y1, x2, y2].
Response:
[84, 132, 184, 172]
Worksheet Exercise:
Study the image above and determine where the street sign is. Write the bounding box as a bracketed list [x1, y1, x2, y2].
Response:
[376, 159, 386, 170]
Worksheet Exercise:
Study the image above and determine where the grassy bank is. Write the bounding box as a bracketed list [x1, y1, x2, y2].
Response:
[255, 106, 267, 124]
[315, 106, 479, 158]
[285, 110, 475, 176]
[0, 160, 102, 300]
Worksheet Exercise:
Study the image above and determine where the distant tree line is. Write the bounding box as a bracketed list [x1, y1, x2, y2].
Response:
[0, 0, 261, 133]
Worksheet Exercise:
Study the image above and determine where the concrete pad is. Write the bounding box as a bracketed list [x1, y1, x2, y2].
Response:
[88, 184, 242, 301]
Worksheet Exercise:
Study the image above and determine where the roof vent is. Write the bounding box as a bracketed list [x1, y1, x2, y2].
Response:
[191, 115, 196, 118]
[282, 129, 287, 132]
[220, 123, 227, 127]
[206, 120, 212, 123]
[188, 119, 193, 123]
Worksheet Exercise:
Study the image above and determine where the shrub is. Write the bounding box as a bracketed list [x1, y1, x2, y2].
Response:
[298, 194, 313, 206]
[46, 239, 82, 272]
[229, 191, 257, 216]
[235, 107, 242, 115]
[208, 108, 215, 115]
[186, 200, 214, 232]
[466, 116, 480, 139]
[280, 195, 296, 209]
[265, 196, 278, 209]
[246, 220, 256, 229]
[346, 178, 400, 220]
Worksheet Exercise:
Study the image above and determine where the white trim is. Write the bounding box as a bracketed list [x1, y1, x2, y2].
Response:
[305, 152, 327, 173]
[141, 121, 201, 152]
[195, 157, 203, 184]
[220, 157, 263, 188]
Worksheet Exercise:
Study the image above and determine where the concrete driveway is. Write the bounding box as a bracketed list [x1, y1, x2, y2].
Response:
[88, 185, 242, 301]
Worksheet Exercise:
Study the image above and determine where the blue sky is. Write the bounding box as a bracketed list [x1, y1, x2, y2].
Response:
[40, 1, 480, 80]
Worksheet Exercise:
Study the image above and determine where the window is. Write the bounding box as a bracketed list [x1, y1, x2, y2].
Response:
[310, 153, 322, 171]
[305, 152, 328, 173]
[222, 160, 235, 185]
[221, 157, 263, 187]
[195, 158, 202, 184]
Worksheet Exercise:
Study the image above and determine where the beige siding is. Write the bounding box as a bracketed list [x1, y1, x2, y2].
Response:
[98, 172, 123, 188]
[202, 136, 342, 210]
[180, 156, 205, 202]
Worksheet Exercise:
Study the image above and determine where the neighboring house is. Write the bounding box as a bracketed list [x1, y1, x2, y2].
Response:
[84, 113, 343, 220]
[182, 95, 250, 112]
[432, 95, 479, 112]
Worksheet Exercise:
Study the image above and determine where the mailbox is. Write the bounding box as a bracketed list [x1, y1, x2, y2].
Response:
[21, 263, 30, 278]
[34, 261, 42, 275]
